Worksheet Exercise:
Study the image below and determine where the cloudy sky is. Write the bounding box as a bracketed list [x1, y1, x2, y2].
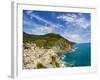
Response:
[23, 10, 91, 43]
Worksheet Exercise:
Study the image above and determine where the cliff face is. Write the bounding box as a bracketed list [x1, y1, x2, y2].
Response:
[23, 32, 74, 69]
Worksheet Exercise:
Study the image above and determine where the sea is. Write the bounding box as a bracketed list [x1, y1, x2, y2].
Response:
[62, 43, 91, 67]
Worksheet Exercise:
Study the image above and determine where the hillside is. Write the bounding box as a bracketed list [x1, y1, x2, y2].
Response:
[23, 32, 75, 69]
[23, 32, 74, 51]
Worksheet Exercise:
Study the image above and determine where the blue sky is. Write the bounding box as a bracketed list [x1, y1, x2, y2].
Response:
[23, 10, 91, 43]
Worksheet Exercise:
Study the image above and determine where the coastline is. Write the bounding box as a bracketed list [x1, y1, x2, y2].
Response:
[62, 43, 91, 67]
[23, 42, 74, 69]
[23, 42, 66, 69]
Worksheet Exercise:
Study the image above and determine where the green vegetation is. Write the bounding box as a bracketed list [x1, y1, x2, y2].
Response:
[50, 56, 60, 67]
[37, 63, 46, 68]
[23, 32, 74, 50]
[23, 32, 75, 69]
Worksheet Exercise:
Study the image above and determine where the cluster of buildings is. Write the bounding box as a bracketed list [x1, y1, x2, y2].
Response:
[23, 42, 65, 69]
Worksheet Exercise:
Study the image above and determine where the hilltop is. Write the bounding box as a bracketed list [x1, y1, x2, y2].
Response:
[23, 32, 74, 51]
[23, 32, 75, 69]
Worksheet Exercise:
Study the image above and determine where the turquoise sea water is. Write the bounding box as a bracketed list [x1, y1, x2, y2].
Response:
[62, 43, 91, 67]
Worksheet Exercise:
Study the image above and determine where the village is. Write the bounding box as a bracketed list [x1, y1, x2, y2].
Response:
[23, 42, 65, 69]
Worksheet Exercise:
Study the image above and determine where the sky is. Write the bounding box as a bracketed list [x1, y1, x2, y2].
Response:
[23, 10, 91, 43]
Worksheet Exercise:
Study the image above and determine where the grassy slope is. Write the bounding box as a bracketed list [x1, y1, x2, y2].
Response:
[23, 32, 74, 49]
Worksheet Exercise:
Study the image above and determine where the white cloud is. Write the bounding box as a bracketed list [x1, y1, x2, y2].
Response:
[57, 15, 75, 22]
[25, 12, 65, 35]
[26, 10, 33, 15]
[57, 13, 91, 43]
[24, 12, 61, 35]
[32, 26, 53, 35]
[62, 29, 82, 43]
[75, 17, 90, 29]
[28, 13, 59, 28]
[71, 34, 81, 41]
[57, 13, 90, 29]
[23, 17, 43, 29]
[24, 17, 54, 35]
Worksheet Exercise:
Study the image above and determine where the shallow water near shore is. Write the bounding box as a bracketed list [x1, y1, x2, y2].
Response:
[62, 43, 91, 67]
